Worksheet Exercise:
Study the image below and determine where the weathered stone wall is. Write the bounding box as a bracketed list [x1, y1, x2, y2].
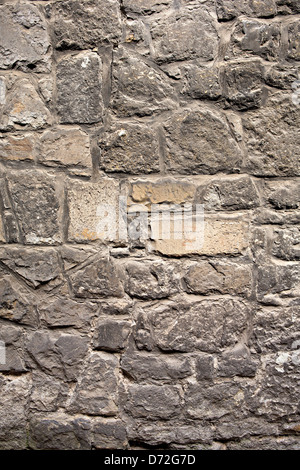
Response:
[0, 0, 299, 450]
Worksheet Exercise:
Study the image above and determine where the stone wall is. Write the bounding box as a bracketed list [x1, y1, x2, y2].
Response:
[0, 0, 299, 450]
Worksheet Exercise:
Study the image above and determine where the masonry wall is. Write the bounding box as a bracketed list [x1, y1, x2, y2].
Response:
[0, 0, 299, 450]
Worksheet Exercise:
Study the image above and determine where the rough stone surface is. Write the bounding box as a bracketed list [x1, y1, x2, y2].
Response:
[0, 0, 299, 451]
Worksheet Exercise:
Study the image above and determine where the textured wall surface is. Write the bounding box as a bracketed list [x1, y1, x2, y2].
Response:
[0, 0, 300, 450]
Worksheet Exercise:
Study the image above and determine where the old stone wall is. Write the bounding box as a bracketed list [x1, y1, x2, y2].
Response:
[0, 0, 299, 450]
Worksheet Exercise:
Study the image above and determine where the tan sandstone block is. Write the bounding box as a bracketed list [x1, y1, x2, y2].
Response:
[67, 179, 120, 242]
[131, 180, 195, 205]
[151, 215, 250, 256]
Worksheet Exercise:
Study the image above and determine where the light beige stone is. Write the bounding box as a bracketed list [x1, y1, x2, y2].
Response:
[67, 179, 120, 242]
[131, 180, 195, 204]
[150, 215, 250, 256]
[0, 133, 35, 162]
[0, 212, 5, 242]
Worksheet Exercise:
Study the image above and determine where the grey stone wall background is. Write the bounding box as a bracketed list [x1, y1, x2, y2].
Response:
[0, 0, 299, 450]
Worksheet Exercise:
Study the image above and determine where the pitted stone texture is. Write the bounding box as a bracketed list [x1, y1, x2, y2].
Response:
[121, 350, 192, 382]
[276, 0, 300, 14]
[244, 94, 300, 176]
[251, 306, 300, 353]
[93, 319, 132, 352]
[125, 385, 181, 419]
[38, 128, 92, 171]
[0, 78, 51, 131]
[56, 52, 102, 124]
[99, 122, 160, 174]
[272, 227, 300, 260]
[151, 215, 249, 257]
[217, 345, 258, 378]
[111, 47, 176, 117]
[182, 64, 221, 100]
[257, 261, 300, 305]
[131, 179, 195, 205]
[93, 419, 128, 450]
[0, 247, 61, 289]
[163, 108, 242, 175]
[196, 175, 260, 211]
[228, 437, 300, 451]
[265, 180, 300, 210]
[125, 261, 179, 299]
[69, 258, 124, 299]
[0, 375, 31, 450]
[230, 20, 282, 61]
[68, 352, 119, 416]
[29, 414, 91, 450]
[7, 171, 61, 245]
[150, 8, 218, 64]
[135, 298, 249, 353]
[67, 179, 119, 242]
[287, 22, 300, 61]
[216, 0, 277, 20]
[0, 3, 51, 73]
[183, 260, 252, 296]
[47, 0, 122, 49]
[221, 61, 265, 110]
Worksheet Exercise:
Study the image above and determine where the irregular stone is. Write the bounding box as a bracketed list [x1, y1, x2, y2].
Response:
[287, 22, 300, 60]
[196, 354, 215, 380]
[56, 52, 102, 124]
[29, 371, 68, 412]
[67, 178, 119, 242]
[150, 8, 218, 64]
[196, 175, 260, 210]
[244, 94, 300, 176]
[0, 247, 61, 289]
[182, 64, 221, 100]
[0, 133, 36, 162]
[265, 180, 300, 209]
[123, 0, 171, 15]
[70, 258, 124, 299]
[38, 297, 96, 329]
[183, 260, 252, 296]
[0, 324, 26, 373]
[121, 350, 192, 382]
[93, 319, 132, 352]
[0, 78, 51, 131]
[99, 122, 160, 174]
[151, 215, 249, 257]
[230, 20, 281, 61]
[125, 385, 181, 419]
[0, 3, 51, 72]
[125, 261, 179, 299]
[216, 417, 279, 441]
[93, 419, 128, 450]
[0, 375, 31, 450]
[0, 276, 38, 326]
[0, 212, 5, 242]
[221, 61, 265, 110]
[276, 0, 300, 14]
[217, 345, 258, 377]
[186, 382, 246, 420]
[131, 179, 195, 204]
[257, 262, 300, 305]
[228, 436, 300, 450]
[272, 227, 300, 260]
[38, 128, 92, 171]
[264, 64, 299, 90]
[111, 47, 176, 117]
[26, 331, 88, 381]
[59, 246, 99, 271]
[7, 171, 61, 245]
[163, 108, 242, 175]
[251, 306, 300, 353]
[135, 298, 249, 353]
[99, 299, 134, 316]
[68, 352, 119, 416]
[47, 0, 122, 49]
[216, 0, 277, 20]
[29, 414, 91, 450]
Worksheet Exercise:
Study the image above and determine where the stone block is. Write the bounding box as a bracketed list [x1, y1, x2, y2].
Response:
[125, 384, 181, 419]
[93, 319, 132, 352]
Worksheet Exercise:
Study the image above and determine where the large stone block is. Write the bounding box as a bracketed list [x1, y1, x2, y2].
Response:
[111, 47, 176, 117]
[272, 227, 300, 260]
[56, 52, 102, 124]
[0, 275, 38, 326]
[183, 260, 252, 296]
[38, 297, 97, 330]
[135, 298, 249, 353]
[99, 122, 160, 174]
[93, 419, 127, 450]
[257, 262, 300, 305]
[93, 319, 132, 352]
[0, 133, 36, 162]
[0, 3, 51, 72]
[163, 108, 242, 174]
[264, 180, 300, 210]
[244, 94, 300, 176]
[47, 0, 122, 49]
[150, 8, 218, 64]
[67, 178, 119, 242]
[130, 179, 195, 205]
[181, 64, 221, 100]
[67, 352, 119, 416]
[216, 0, 277, 20]
[124, 384, 181, 419]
